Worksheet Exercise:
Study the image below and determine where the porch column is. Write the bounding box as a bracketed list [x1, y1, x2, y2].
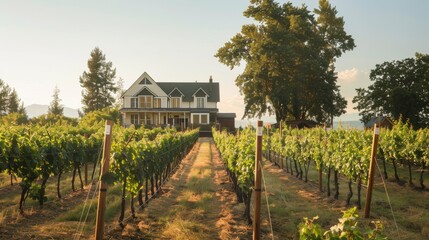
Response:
[158, 112, 161, 126]
[123, 112, 126, 127]
[137, 112, 140, 125]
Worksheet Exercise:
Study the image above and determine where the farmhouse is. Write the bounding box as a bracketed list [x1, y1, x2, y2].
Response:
[120, 72, 234, 131]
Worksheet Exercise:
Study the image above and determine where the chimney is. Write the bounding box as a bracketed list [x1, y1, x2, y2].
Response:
[209, 75, 213, 83]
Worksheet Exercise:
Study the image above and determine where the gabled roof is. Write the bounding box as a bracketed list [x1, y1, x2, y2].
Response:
[158, 82, 220, 102]
[364, 116, 393, 128]
[192, 88, 209, 97]
[168, 88, 185, 97]
[122, 72, 168, 97]
[135, 87, 157, 96]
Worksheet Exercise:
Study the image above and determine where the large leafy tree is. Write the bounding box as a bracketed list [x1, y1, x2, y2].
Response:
[353, 53, 429, 128]
[79, 47, 118, 114]
[215, 0, 354, 123]
[48, 86, 64, 116]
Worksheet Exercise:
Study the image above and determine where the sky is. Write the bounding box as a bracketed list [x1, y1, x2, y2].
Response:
[1, 0, 428, 122]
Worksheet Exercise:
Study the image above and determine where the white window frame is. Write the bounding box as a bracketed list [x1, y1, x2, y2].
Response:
[190, 113, 209, 125]
[131, 114, 139, 125]
[139, 95, 153, 109]
[196, 97, 205, 108]
[153, 97, 161, 108]
[171, 97, 181, 108]
[130, 97, 138, 108]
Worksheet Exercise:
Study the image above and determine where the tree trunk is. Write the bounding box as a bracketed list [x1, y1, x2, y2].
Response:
[420, 161, 425, 189]
[408, 161, 413, 186]
[39, 176, 49, 207]
[145, 178, 149, 202]
[19, 184, 30, 214]
[118, 180, 127, 229]
[57, 172, 62, 199]
[77, 167, 84, 190]
[91, 160, 97, 182]
[346, 179, 353, 205]
[243, 192, 252, 225]
[294, 160, 299, 178]
[72, 167, 76, 191]
[289, 158, 294, 175]
[334, 170, 339, 200]
[382, 156, 388, 179]
[298, 163, 303, 180]
[304, 159, 310, 182]
[327, 167, 331, 197]
[150, 176, 155, 196]
[356, 178, 362, 209]
[130, 194, 136, 219]
[138, 188, 144, 207]
[392, 159, 400, 183]
[285, 156, 289, 173]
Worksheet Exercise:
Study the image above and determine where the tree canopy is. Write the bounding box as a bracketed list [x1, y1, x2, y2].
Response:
[79, 47, 118, 114]
[48, 86, 64, 116]
[215, 0, 354, 123]
[353, 53, 429, 128]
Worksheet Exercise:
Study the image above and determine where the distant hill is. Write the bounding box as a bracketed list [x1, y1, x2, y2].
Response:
[25, 104, 79, 118]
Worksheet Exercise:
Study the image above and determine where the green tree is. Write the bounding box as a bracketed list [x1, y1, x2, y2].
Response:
[0, 79, 11, 115]
[79, 47, 118, 114]
[48, 86, 64, 116]
[215, 0, 354, 123]
[8, 89, 21, 113]
[353, 53, 429, 128]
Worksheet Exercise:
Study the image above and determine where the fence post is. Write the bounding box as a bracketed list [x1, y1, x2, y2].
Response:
[365, 124, 379, 218]
[253, 120, 263, 240]
[95, 120, 114, 240]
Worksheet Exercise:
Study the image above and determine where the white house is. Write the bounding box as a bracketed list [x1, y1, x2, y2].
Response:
[120, 72, 220, 128]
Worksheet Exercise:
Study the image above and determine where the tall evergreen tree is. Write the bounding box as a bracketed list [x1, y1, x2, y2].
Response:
[79, 47, 118, 114]
[48, 86, 64, 115]
[8, 89, 20, 113]
[0, 79, 11, 115]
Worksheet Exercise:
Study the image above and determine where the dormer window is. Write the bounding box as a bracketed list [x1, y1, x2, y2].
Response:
[196, 97, 205, 108]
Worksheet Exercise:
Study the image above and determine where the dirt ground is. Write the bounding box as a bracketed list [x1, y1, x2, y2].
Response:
[106, 137, 252, 239]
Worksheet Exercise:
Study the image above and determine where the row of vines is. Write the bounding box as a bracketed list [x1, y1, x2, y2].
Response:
[212, 127, 256, 224]
[0, 122, 198, 218]
[266, 121, 429, 208]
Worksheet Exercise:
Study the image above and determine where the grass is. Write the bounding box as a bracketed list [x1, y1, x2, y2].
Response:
[260, 156, 429, 239]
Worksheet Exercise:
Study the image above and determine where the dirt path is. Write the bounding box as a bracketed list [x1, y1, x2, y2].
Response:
[108, 138, 251, 239]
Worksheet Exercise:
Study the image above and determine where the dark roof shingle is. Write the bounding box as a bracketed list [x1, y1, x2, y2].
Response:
[157, 82, 220, 102]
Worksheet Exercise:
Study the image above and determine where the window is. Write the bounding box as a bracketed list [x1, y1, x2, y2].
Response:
[196, 97, 205, 108]
[140, 113, 152, 125]
[131, 114, 139, 125]
[130, 98, 138, 108]
[191, 113, 209, 125]
[139, 96, 152, 108]
[154, 98, 161, 108]
[139, 77, 152, 85]
[201, 114, 208, 124]
[171, 97, 181, 108]
[193, 114, 199, 124]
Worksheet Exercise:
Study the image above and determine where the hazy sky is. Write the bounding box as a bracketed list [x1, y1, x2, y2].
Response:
[1, 0, 428, 121]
